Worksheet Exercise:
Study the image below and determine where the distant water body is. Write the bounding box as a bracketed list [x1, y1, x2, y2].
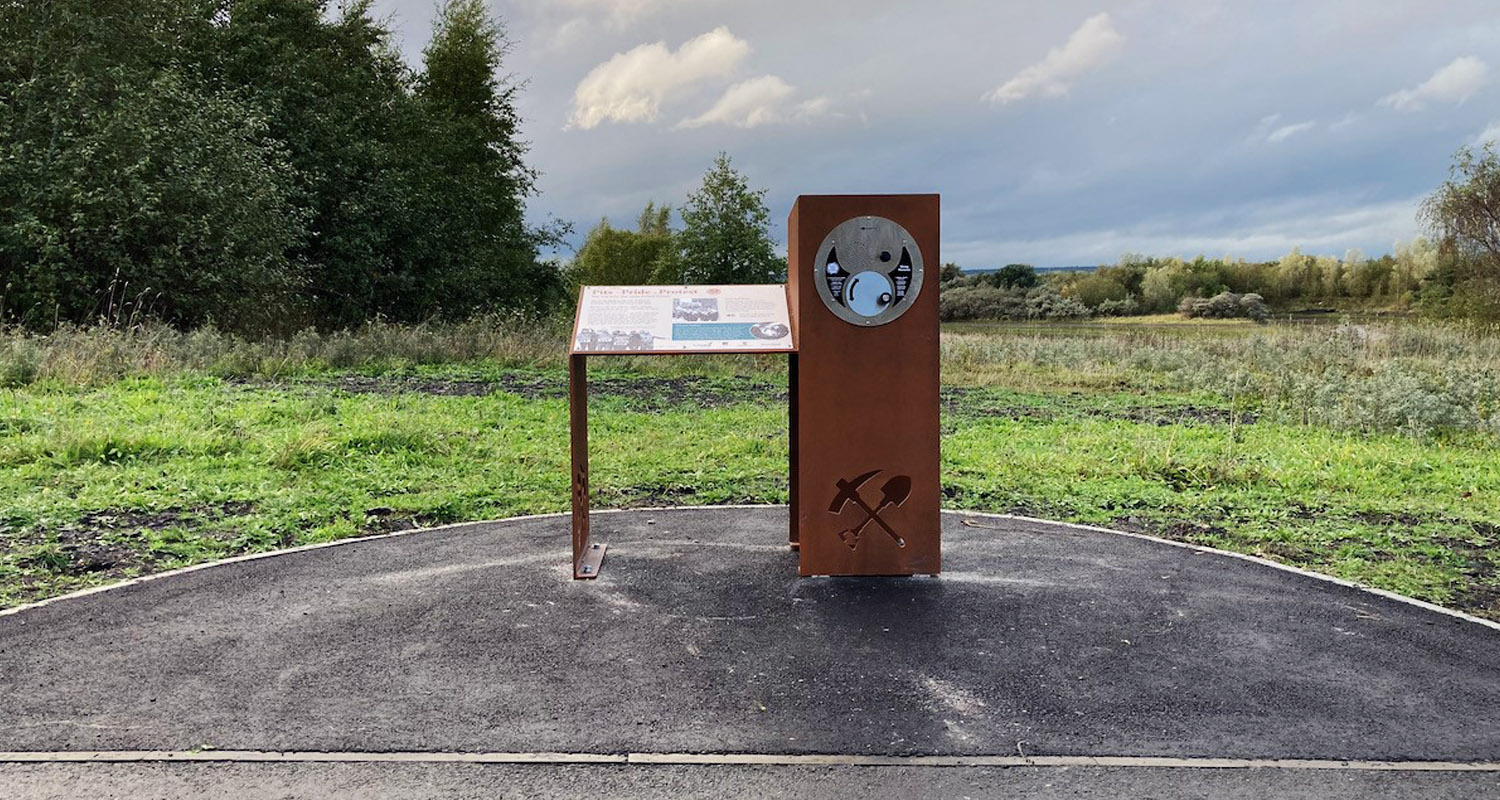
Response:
[965, 265, 1094, 274]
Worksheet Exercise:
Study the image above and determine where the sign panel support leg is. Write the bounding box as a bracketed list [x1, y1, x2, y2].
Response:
[788, 353, 800, 551]
[570, 354, 605, 579]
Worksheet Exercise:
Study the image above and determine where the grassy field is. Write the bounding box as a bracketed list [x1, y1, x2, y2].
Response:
[1, 317, 1497, 618]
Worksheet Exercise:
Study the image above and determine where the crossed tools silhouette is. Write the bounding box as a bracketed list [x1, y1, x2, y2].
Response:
[829, 470, 911, 550]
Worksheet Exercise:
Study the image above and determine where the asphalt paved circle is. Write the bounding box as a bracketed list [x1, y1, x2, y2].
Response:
[2, 507, 1497, 765]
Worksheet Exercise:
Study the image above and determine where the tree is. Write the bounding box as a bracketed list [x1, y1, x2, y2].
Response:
[1273, 248, 1317, 299]
[0, 0, 304, 331]
[1393, 238, 1438, 298]
[638, 202, 682, 282]
[1423, 144, 1500, 268]
[406, 0, 559, 317]
[0, 0, 561, 331]
[676, 153, 780, 284]
[1418, 146, 1500, 318]
[568, 202, 677, 288]
[1140, 259, 1190, 311]
[209, 0, 422, 327]
[1421, 144, 1500, 317]
[1067, 275, 1129, 308]
[987, 263, 1038, 290]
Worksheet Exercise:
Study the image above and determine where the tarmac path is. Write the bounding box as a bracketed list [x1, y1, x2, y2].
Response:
[2, 507, 1497, 798]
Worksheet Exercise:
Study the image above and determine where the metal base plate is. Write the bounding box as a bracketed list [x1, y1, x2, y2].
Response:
[575, 540, 607, 579]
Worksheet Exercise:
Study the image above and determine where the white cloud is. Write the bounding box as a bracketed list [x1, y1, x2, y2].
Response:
[1475, 120, 1500, 146]
[984, 13, 1124, 105]
[1267, 120, 1316, 143]
[1379, 56, 1488, 112]
[567, 27, 750, 129]
[678, 76, 829, 128]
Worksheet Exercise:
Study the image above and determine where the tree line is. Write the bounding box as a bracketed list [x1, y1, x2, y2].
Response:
[941, 143, 1500, 322]
[5, 0, 1494, 333]
[1, 0, 558, 333]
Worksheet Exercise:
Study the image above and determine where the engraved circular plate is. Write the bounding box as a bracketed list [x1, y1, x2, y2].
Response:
[814, 216, 924, 326]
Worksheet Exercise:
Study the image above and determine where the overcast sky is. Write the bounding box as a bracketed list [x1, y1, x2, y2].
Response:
[368, 0, 1500, 267]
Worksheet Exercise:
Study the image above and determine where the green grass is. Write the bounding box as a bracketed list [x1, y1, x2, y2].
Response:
[0, 319, 1496, 619]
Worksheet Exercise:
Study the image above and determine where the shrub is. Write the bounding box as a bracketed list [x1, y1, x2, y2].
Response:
[0, 338, 42, 387]
[0, 315, 569, 386]
[1095, 296, 1141, 317]
[1239, 293, 1270, 322]
[1179, 292, 1268, 323]
[1067, 275, 1130, 308]
[1025, 286, 1091, 320]
[987, 264, 1039, 290]
[939, 285, 1029, 321]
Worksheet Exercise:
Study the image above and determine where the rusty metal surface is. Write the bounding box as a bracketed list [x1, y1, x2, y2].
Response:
[569, 354, 599, 579]
[788, 195, 942, 576]
[788, 352, 800, 551]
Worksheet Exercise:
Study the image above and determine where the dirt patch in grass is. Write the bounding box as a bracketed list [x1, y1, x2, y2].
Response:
[964, 406, 1058, 422]
[1350, 510, 1427, 527]
[616, 484, 700, 507]
[1432, 533, 1500, 616]
[297, 377, 1249, 425]
[1086, 406, 1257, 426]
[360, 507, 443, 535]
[589, 376, 784, 411]
[942, 388, 1256, 426]
[602, 484, 783, 508]
[333, 375, 542, 398]
[14, 501, 256, 581]
[1110, 516, 1229, 541]
[279, 373, 786, 411]
[33, 531, 144, 577]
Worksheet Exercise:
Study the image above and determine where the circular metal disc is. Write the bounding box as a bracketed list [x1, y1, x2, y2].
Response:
[844, 270, 894, 316]
[813, 216, 924, 326]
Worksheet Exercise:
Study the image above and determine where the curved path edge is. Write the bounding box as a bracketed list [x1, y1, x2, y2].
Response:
[4, 505, 1496, 634]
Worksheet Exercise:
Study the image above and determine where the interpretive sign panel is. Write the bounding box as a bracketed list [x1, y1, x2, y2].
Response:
[571, 285, 794, 355]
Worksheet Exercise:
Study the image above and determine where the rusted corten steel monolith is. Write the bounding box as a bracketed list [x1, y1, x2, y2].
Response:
[788, 195, 941, 576]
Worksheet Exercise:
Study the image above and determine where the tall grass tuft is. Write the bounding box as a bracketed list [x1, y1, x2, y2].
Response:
[0, 314, 570, 386]
[3, 317, 1497, 436]
[943, 321, 1500, 436]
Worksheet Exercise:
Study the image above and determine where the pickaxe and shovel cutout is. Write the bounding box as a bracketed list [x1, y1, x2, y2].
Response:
[829, 470, 911, 550]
